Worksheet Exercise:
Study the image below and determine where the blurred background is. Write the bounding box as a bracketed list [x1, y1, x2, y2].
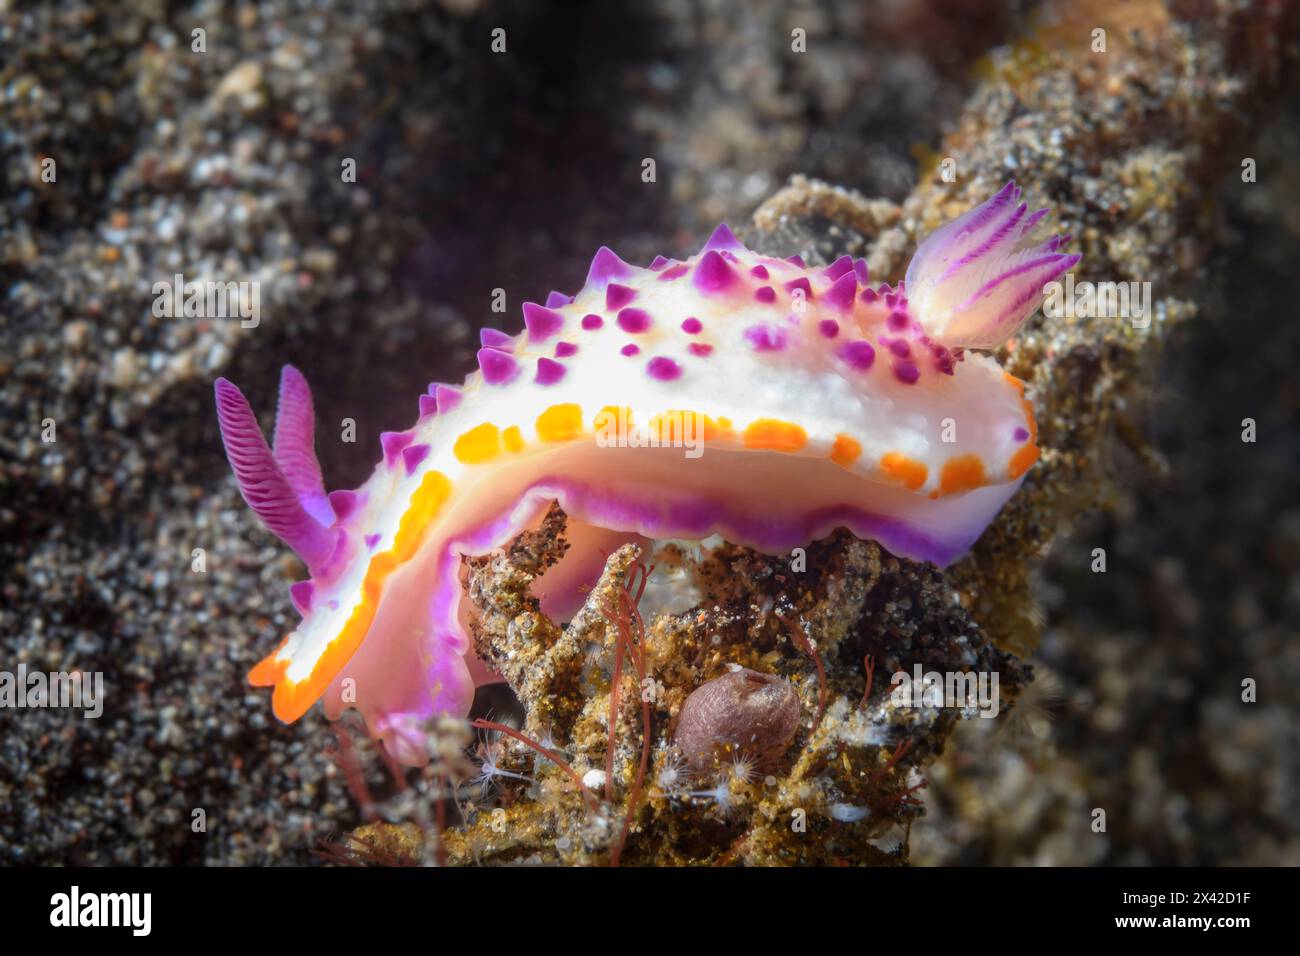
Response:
[1, 0, 1297, 864]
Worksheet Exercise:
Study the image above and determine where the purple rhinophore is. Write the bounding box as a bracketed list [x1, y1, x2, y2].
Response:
[837, 340, 876, 371]
[605, 283, 637, 311]
[480, 327, 513, 350]
[617, 307, 653, 333]
[681, 317, 703, 334]
[754, 286, 776, 303]
[693, 250, 736, 294]
[402, 443, 430, 474]
[381, 430, 414, 466]
[535, 357, 566, 386]
[585, 246, 634, 291]
[745, 324, 788, 352]
[477, 347, 520, 385]
[555, 341, 578, 358]
[621, 343, 641, 357]
[270, 366, 335, 526]
[522, 302, 565, 342]
[818, 319, 840, 338]
[581, 313, 604, 330]
[823, 255, 853, 281]
[893, 360, 920, 384]
[646, 356, 682, 381]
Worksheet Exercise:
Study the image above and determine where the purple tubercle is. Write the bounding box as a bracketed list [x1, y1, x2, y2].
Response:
[478, 347, 520, 385]
[755, 286, 776, 303]
[1013, 427, 1031, 442]
[327, 489, 361, 522]
[617, 308, 653, 333]
[402, 443, 430, 475]
[818, 319, 840, 338]
[648, 255, 671, 270]
[290, 580, 314, 615]
[535, 357, 566, 386]
[585, 246, 635, 291]
[545, 290, 573, 309]
[418, 393, 438, 419]
[745, 324, 788, 352]
[893, 360, 920, 384]
[887, 310, 910, 331]
[434, 384, 463, 414]
[860, 287, 879, 304]
[681, 317, 703, 334]
[621, 343, 641, 357]
[823, 272, 858, 312]
[581, 313, 604, 330]
[889, 339, 911, 358]
[784, 276, 813, 299]
[606, 283, 637, 311]
[555, 341, 578, 358]
[522, 302, 564, 343]
[479, 327, 513, 350]
[214, 377, 337, 571]
[647, 356, 682, 381]
[659, 263, 690, 281]
[703, 222, 745, 253]
[824, 255, 854, 281]
[693, 250, 736, 294]
[689, 343, 714, 357]
[381, 430, 414, 466]
[853, 259, 870, 285]
[750, 265, 770, 279]
[837, 340, 876, 371]
[786, 254, 806, 268]
[364, 533, 381, 550]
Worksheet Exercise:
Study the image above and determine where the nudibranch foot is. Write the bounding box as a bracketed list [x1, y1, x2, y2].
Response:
[216, 180, 1076, 765]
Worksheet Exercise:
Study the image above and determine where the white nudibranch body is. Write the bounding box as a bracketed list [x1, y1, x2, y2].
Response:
[215, 181, 1077, 764]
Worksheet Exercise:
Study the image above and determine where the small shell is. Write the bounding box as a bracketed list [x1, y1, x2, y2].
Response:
[674, 667, 802, 773]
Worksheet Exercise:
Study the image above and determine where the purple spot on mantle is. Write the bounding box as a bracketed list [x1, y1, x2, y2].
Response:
[365, 533, 381, 550]
[754, 286, 776, 303]
[887, 310, 909, 331]
[681, 317, 703, 334]
[617, 308, 652, 333]
[605, 283, 637, 311]
[745, 324, 788, 352]
[893, 360, 920, 384]
[646, 356, 682, 381]
[535, 357, 566, 386]
[621, 343, 641, 357]
[818, 319, 840, 338]
[1013, 427, 1030, 443]
[889, 339, 911, 358]
[750, 264, 770, 279]
[581, 313, 604, 330]
[688, 343, 714, 357]
[784, 276, 812, 299]
[555, 341, 578, 358]
[837, 340, 876, 371]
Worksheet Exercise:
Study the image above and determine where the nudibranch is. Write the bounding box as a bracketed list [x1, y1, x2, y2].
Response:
[215, 181, 1077, 764]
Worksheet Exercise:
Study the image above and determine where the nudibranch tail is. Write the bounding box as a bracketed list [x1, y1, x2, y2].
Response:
[217, 179, 1074, 765]
[905, 181, 1080, 349]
